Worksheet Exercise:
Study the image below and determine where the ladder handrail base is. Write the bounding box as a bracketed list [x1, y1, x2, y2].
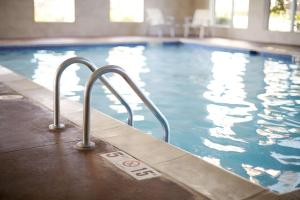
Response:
[75, 141, 95, 151]
[49, 123, 65, 131]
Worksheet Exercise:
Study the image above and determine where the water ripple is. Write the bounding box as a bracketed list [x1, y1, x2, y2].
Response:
[203, 139, 245, 153]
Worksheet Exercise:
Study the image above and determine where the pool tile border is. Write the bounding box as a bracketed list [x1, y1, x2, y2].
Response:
[179, 38, 300, 59]
[0, 38, 299, 200]
[0, 37, 299, 60]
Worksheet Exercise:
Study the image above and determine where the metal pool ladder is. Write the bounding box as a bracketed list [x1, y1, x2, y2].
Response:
[75, 65, 170, 150]
[49, 57, 133, 130]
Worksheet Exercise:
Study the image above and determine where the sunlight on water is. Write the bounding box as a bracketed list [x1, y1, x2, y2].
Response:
[269, 171, 300, 193]
[203, 52, 256, 146]
[242, 163, 281, 185]
[256, 60, 300, 147]
[202, 156, 221, 167]
[271, 152, 300, 166]
[31, 50, 83, 101]
[278, 137, 300, 149]
[200, 50, 300, 192]
[104, 46, 149, 118]
[203, 139, 246, 153]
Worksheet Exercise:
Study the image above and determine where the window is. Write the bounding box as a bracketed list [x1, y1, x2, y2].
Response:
[296, 1, 300, 31]
[214, 0, 249, 29]
[34, 0, 75, 23]
[110, 0, 144, 22]
[269, 0, 300, 32]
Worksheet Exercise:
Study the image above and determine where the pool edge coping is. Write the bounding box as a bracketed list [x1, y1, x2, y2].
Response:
[0, 36, 299, 58]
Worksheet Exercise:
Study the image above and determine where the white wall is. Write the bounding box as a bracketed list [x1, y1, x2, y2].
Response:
[0, 0, 193, 39]
[0, 0, 141, 38]
[0, 0, 299, 46]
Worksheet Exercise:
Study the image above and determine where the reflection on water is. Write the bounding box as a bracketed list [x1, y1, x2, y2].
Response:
[242, 163, 280, 184]
[32, 50, 83, 101]
[203, 52, 256, 148]
[203, 51, 300, 192]
[271, 152, 300, 166]
[203, 139, 245, 152]
[202, 156, 221, 167]
[278, 137, 300, 149]
[104, 46, 149, 121]
[255, 59, 300, 191]
[257, 60, 300, 146]
[269, 171, 300, 193]
[31, 46, 149, 112]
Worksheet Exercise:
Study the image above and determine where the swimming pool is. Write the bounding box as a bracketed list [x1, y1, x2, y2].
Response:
[0, 42, 299, 193]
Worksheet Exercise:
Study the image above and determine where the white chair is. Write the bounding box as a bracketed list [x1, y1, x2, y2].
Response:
[184, 9, 211, 38]
[146, 8, 177, 37]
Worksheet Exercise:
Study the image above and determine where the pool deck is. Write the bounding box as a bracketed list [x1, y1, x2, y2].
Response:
[0, 37, 300, 200]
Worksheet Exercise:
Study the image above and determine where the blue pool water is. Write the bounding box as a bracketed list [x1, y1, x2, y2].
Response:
[0, 42, 299, 193]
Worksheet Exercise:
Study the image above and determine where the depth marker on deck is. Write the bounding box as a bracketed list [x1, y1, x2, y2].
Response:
[99, 151, 161, 180]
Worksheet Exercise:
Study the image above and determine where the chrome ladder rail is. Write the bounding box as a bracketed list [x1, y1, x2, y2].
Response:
[75, 65, 170, 150]
[49, 57, 133, 130]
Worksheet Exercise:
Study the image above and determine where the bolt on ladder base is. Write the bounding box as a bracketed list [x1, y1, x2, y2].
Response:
[49, 123, 65, 131]
[75, 141, 95, 150]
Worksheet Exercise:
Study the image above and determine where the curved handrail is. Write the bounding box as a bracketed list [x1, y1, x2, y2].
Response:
[49, 57, 133, 130]
[75, 65, 170, 150]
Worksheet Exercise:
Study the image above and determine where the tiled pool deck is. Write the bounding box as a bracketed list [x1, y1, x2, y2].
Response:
[0, 37, 299, 200]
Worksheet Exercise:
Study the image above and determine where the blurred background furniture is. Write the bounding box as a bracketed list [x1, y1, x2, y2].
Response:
[146, 8, 178, 37]
[184, 9, 211, 38]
